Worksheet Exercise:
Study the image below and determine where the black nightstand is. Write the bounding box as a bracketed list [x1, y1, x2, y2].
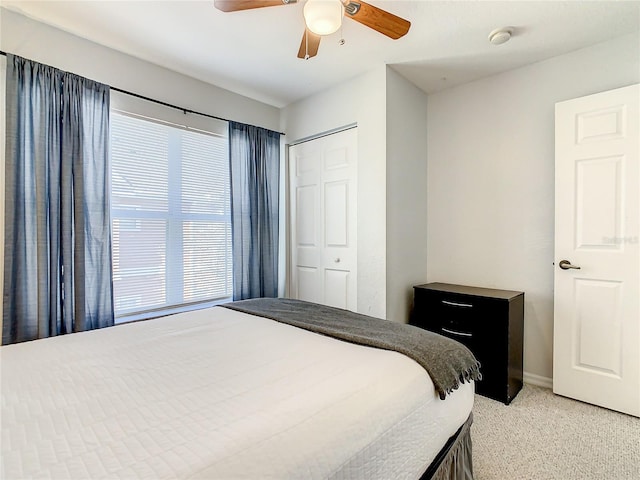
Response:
[411, 283, 524, 405]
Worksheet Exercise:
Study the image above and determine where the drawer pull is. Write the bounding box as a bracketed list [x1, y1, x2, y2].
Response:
[441, 300, 473, 308]
[442, 328, 473, 337]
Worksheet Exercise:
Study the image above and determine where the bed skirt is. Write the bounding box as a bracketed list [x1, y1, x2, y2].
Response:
[420, 413, 474, 480]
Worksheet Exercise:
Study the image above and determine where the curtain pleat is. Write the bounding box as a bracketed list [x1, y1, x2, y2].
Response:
[3, 54, 114, 345]
[228, 122, 280, 300]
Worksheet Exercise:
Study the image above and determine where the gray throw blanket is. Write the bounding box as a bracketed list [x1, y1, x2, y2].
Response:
[222, 298, 481, 400]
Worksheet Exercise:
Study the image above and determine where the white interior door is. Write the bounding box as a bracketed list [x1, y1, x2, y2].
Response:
[288, 128, 357, 311]
[554, 84, 639, 417]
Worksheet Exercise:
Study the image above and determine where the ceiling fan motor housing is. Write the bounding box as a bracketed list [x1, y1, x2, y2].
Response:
[214, 0, 411, 59]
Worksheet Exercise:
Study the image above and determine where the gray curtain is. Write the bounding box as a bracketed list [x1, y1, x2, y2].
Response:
[3, 54, 113, 345]
[228, 121, 280, 300]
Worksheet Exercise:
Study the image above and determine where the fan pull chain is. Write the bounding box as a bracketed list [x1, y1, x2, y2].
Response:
[339, 23, 345, 46]
[304, 29, 310, 60]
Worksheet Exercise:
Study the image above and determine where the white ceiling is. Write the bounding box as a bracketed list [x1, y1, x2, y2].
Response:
[2, 1, 639, 107]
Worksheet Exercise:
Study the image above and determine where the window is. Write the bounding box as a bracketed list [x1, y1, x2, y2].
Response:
[110, 112, 232, 319]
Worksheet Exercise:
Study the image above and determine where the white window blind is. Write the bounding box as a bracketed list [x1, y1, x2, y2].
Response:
[111, 112, 232, 318]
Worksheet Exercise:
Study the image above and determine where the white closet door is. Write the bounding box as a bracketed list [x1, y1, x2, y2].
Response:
[289, 128, 357, 311]
[554, 84, 639, 417]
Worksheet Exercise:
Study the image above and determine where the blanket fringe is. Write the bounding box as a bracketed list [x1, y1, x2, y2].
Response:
[440, 363, 482, 400]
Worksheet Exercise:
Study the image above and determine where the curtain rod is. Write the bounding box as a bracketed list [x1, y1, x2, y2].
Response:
[0, 50, 285, 135]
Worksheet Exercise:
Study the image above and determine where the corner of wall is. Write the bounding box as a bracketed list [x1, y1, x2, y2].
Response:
[385, 67, 428, 323]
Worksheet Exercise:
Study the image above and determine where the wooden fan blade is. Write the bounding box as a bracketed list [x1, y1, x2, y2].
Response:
[345, 1, 410, 39]
[214, 0, 297, 13]
[297, 29, 321, 59]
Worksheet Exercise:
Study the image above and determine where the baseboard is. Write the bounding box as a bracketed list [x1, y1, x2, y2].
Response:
[523, 372, 553, 389]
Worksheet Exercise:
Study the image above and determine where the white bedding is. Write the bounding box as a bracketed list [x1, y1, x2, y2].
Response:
[1, 306, 474, 479]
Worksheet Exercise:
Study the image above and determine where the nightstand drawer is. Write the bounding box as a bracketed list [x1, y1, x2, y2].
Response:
[414, 289, 503, 334]
[436, 295, 496, 333]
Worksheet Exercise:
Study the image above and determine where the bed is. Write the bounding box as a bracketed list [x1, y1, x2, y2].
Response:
[1, 298, 478, 479]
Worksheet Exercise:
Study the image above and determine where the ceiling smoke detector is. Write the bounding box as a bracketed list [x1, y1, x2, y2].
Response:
[488, 27, 513, 46]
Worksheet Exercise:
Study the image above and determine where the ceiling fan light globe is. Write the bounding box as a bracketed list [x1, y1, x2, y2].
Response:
[303, 0, 344, 36]
[308, 19, 340, 36]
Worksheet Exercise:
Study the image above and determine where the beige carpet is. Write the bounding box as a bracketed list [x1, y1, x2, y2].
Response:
[471, 385, 640, 480]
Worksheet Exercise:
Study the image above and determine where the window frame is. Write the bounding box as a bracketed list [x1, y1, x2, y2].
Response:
[109, 105, 232, 323]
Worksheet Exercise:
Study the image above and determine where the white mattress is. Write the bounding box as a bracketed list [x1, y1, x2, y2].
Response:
[1, 306, 474, 479]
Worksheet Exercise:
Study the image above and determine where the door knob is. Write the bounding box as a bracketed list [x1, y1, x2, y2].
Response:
[559, 260, 581, 270]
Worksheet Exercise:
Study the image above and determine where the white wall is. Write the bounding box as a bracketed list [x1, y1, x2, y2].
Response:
[0, 8, 280, 131]
[426, 32, 640, 381]
[386, 68, 428, 323]
[282, 66, 388, 318]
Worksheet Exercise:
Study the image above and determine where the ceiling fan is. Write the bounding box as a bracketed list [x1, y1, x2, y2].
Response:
[214, 0, 411, 59]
